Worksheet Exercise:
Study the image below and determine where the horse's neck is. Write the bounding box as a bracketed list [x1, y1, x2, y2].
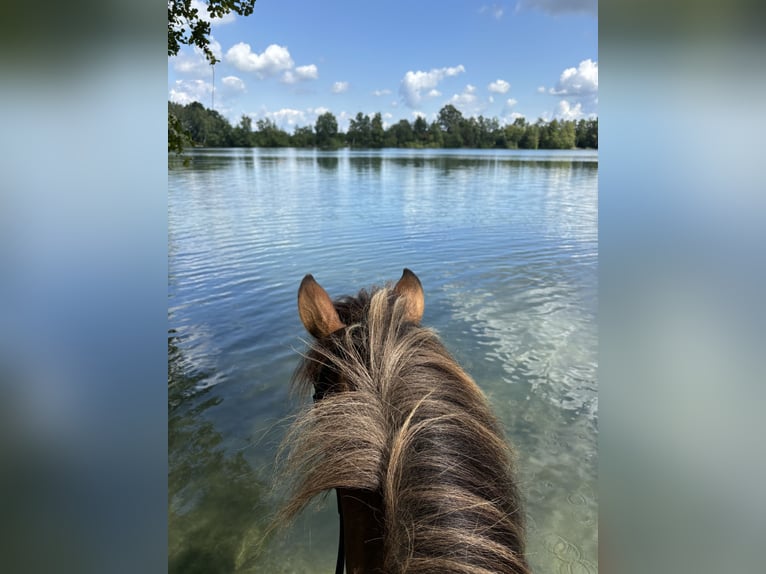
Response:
[338, 488, 386, 574]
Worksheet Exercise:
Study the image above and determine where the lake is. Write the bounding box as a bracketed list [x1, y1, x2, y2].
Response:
[169, 147, 598, 573]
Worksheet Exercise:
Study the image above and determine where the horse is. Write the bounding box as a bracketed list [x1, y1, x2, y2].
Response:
[278, 269, 530, 573]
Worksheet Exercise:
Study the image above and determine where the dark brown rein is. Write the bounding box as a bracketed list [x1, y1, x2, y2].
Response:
[333, 489, 345, 574]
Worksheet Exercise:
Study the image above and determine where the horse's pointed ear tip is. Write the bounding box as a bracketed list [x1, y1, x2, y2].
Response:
[401, 268, 421, 284]
[300, 273, 316, 286]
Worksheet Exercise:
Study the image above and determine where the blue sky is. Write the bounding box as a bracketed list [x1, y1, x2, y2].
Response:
[168, 0, 597, 131]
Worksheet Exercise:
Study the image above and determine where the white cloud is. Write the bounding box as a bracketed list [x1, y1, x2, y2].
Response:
[332, 81, 349, 94]
[372, 89, 391, 96]
[447, 84, 487, 117]
[549, 59, 598, 97]
[488, 79, 510, 94]
[282, 64, 319, 84]
[337, 111, 351, 130]
[169, 79, 213, 106]
[265, 108, 308, 128]
[309, 106, 331, 116]
[515, 0, 597, 16]
[545, 59, 598, 118]
[427, 89, 441, 98]
[500, 111, 526, 125]
[537, 85, 546, 94]
[400, 65, 465, 108]
[170, 39, 222, 75]
[191, 0, 237, 26]
[259, 106, 344, 130]
[221, 75, 246, 94]
[556, 99, 588, 120]
[225, 43, 295, 77]
[479, 4, 505, 19]
[505, 98, 518, 108]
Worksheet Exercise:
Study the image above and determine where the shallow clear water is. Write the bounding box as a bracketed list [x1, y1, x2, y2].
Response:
[169, 148, 598, 573]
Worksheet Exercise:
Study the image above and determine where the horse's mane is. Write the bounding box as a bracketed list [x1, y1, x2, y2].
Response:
[279, 284, 530, 573]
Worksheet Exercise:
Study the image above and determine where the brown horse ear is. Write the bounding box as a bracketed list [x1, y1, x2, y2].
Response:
[394, 268, 425, 324]
[298, 274, 345, 338]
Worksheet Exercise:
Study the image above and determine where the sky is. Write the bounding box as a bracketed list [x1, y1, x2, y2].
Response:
[168, 0, 597, 131]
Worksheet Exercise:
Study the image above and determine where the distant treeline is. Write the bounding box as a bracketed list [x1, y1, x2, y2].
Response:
[169, 101, 597, 151]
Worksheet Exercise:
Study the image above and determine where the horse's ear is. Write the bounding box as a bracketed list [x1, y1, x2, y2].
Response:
[394, 268, 425, 324]
[298, 274, 345, 338]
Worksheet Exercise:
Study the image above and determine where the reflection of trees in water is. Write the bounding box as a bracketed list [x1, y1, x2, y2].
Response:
[348, 156, 383, 173]
[168, 330, 270, 573]
[315, 156, 339, 170]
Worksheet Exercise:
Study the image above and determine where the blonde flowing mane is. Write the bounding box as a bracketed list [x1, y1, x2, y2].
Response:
[279, 273, 530, 573]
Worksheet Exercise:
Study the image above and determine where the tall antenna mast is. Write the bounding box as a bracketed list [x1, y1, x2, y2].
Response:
[211, 63, 215, 110]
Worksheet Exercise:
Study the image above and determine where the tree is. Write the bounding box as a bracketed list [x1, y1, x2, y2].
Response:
[560, 120, 576, 149]
[291, 126, 315, 148]
[413, 116, 428, 146]
[427, 121, 444, 147]
[386, 119, 414, 147]
[504, 117, 526, 149]
[315, 112, 340, 149]
[437, 104, 464, 147]
[232, 115, 253, 147]
[520, 122, 540, 149]
[168, 0, 257, 65]
[347, 112, 371, 147]
[168, 0, 257, 152]
[370, 113, 385, 148]
[253, 118, 289, 147]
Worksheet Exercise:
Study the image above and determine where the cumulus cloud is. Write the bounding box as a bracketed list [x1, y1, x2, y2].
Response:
[332, 81, 349, 94]
[543, 59, 598, 119]
[282, 64, 319, 84]
[500, 111, 526, 125]
[264, 108, 309, 128]
[550, 58, 598, 97]
[556, 100, 584, 120]
[515, 0, 597, 16]
[505, 98, 518, 109]
[447, 84, 488, 117]
[171, 39, 222, 75]
[400, 65, 465, 108]
[190, 0, 237, 26]
[257, 106, 345, 130]
[449, 84, 477, 104]
[225, 43, 295, 77]
[372, 89, 391, 96]
[309, 106, 331, 117]
[169, 79, 213, 106]
[488, 79, 511, 94]
[221, 75, 246, 94]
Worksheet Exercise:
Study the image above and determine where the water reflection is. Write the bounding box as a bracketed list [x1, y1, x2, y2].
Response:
[169, 148, 598, 573]
[315, 156, 339, 170]
[169, 332, 270, 573]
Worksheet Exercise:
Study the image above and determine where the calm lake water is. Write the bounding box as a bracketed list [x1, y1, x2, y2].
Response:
[169, 148, 598, 573]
